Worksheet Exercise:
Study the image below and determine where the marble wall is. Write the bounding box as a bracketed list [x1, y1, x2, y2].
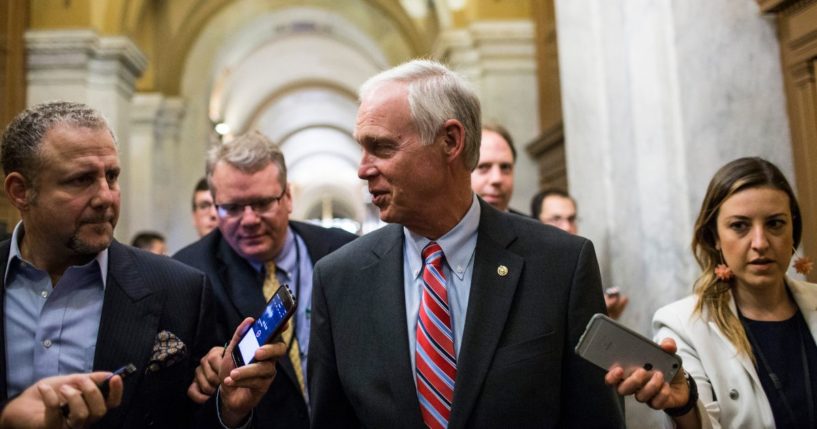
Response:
[434, 20, 541, 214]
[555, 1, 793, 426]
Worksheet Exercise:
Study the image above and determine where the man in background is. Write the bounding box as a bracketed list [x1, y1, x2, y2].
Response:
[131, 230, 167, 255]
[174, 131, 356, 429]
[531, 188, 578, 234]
[309, 60, 623, 428]
[0, 101, 279, 428]
[531, 188, 629, 319]
[192, 177, 218, 237]
[470, 123, 526, 215]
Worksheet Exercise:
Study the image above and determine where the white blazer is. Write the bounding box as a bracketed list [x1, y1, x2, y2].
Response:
[653, 278, 817, 429]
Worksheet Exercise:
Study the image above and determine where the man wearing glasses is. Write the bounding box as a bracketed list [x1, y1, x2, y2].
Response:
[191, 177, 218, 237]
[530, 188, 628, 319]
[174, 131, 356, 428]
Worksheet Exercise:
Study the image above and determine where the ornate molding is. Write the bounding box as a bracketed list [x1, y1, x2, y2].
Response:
[525, 122, 564, 158]
[25, 29, 147, 97]
[432, 20, 536, 73]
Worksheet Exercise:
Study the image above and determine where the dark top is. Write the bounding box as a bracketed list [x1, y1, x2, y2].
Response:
[742, 310, 817, 429]
[0, 240, 222, 428]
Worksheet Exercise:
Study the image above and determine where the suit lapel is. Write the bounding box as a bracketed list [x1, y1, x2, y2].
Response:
[95, 242, 163, 419]
[364, 225, 425, 427]
[290, 221, 330, 265]
[790, 278, 817, 339]
[449, 203, 523, 429]
[215, 238, 265, 318]
[214, 233, 305, 393]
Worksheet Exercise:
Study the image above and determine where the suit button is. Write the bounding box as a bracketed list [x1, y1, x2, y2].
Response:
[729, 389, 739, 400]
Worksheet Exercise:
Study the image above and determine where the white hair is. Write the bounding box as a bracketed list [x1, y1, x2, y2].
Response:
[359, 59, 482, 170]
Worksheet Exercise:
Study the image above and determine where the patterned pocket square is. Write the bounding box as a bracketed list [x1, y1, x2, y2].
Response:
[146, 330, 188, 374]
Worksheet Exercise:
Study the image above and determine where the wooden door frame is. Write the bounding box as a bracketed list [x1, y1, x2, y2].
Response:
[759, 0, 817, 282]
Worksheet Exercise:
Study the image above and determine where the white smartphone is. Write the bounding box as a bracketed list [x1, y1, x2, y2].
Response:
[575, 313, 682, 380]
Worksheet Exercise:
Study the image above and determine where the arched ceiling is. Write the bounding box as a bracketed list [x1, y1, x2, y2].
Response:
[172, 1, 426, 225]
[124, 0, 440, 95]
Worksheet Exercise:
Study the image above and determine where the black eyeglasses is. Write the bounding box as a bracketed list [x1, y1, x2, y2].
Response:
[215, 189, 287, 219]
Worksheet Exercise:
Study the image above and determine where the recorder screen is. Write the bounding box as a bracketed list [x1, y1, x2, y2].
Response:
[237, 293, 289, 364]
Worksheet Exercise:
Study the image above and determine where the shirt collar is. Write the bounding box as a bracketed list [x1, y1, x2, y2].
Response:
[275, 227, 297, 276]
[4, 221, 108, 288]
[404, 194, 481, 281]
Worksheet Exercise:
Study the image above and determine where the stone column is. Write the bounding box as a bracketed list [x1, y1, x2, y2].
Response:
[26, 29, 147, 242]
[434, 20, 541, 213]
[556, 1, 792, 426]
[130, 94, 185, 242]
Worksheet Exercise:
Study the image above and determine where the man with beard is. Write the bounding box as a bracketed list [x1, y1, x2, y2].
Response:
[0, 102, 281, 428]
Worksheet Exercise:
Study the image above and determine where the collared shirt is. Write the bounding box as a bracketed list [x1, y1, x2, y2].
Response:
[403, 195, 480, 375]
[4, 222, 107, 397]
[273, 227, 313, 382]
[248, 226, 313, 388]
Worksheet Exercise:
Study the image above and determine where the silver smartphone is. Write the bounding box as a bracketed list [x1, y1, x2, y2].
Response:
[575, 313, 682, 380]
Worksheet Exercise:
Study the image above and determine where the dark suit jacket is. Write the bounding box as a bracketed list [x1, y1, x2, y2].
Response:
[174, 221, 356, 429]
[508, 207, 529, 218]
[309, 200, 625, 428]
[0, 240, 218, 429]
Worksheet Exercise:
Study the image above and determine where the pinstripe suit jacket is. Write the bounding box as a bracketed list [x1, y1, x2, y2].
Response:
[0, 240, 218, 428]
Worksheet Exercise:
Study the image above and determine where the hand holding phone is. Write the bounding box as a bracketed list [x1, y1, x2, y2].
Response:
[60, 364, 136, 418]
[1, 371, 128, 429]
[575, 314, 682, 380]
[232, 284, 297, 367]
[218, 313, 289, 427]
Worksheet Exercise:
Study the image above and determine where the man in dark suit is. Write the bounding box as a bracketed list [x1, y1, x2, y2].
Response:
[308, 60, 624, 428]
[0, 102, 280, 428]
[174, 131, 356, 428]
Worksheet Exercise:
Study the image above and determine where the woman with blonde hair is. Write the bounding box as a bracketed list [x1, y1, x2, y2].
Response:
[606, 157, 815, 428]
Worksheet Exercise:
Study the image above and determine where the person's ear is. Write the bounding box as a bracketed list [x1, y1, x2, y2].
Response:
[440, 119, 465, 164]
[5, 172, 32, 211]
[283, 183, 293, 214]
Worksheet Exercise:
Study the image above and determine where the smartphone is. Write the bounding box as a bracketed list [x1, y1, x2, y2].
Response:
[61, 363, 137, 417]
[98, 363, 137, 398]
[575, 313, 682, 380]
[232, 284, 296, 367]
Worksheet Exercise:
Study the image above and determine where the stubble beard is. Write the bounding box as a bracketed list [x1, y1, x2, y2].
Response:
[67, 223, 114, 256]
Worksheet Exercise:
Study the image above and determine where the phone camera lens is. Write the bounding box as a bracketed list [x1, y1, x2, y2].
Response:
[643, 363, 653, 371]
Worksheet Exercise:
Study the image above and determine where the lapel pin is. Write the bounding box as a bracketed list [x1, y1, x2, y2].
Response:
[497, 265, 508, 276]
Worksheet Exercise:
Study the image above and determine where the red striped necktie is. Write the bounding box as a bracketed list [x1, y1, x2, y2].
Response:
[416, 242, 457, 428]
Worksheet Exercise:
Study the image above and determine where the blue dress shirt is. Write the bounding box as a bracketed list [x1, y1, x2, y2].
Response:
[274, 227, 313, 386]
[403, 195, 480, 376]
[4, 222, 107, 397]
